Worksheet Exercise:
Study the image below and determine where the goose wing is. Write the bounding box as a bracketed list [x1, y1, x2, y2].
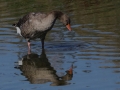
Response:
[16, 12, 47, 28]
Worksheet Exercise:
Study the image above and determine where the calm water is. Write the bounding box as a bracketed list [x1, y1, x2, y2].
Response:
[0, 0, 120, 90]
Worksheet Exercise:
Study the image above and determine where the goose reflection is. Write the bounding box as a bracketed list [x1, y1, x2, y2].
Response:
[16, 49, 73, 86]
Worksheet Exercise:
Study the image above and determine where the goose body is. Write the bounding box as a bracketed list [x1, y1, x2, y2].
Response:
[13, 11, 71, 53]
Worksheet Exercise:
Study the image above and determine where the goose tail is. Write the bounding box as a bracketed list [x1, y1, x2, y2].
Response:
[12, 23, 17, 27]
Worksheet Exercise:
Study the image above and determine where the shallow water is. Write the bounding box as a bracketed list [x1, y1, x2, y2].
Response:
[0, 0, 120, 90]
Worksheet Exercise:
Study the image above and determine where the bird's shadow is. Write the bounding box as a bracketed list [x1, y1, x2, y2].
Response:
[15, 49, 73, 86]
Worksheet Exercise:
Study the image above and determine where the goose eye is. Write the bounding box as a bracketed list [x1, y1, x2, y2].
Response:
[66, 20, 69, 25]
[66, 19, 70, 25]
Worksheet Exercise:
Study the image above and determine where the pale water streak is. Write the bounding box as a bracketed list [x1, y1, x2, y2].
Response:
[0, 0, 120, 90]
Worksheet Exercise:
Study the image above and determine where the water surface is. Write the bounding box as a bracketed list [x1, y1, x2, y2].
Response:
[0, 0, 120, 90]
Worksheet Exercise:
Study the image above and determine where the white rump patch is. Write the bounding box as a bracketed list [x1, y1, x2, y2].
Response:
[16, 27, 22, 36]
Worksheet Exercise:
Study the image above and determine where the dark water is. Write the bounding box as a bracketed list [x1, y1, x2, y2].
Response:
[0, 0, 120, 90]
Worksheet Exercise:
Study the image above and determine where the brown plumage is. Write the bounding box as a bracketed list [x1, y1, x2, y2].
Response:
[13, 11, 71, 53]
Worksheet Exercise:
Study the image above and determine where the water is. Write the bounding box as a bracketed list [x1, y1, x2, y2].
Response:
[0, 0, 120, 90]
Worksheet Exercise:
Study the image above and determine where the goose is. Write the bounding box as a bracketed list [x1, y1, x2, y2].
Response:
[13, 11, 71, 53]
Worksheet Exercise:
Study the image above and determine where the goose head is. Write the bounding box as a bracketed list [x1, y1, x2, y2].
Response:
[59, 14, 71, 31]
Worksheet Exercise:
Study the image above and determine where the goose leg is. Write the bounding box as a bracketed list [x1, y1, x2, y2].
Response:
[41, 39, 44, 49]
[27, 40, 31, 54]
[40, 33, 46, 49]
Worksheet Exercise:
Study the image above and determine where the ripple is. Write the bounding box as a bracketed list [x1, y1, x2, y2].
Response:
[44, 41, 89, 52]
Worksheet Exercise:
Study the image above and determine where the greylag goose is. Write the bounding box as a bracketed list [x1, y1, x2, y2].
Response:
[13, 11, 71, 53]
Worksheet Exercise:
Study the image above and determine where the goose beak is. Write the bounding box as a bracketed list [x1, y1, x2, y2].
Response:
[66, 24, 71, 31]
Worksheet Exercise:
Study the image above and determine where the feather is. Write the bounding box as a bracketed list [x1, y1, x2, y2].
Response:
[16, 27, 22, 36]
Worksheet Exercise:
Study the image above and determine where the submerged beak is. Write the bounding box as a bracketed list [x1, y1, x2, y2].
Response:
[66, 24, 71, 31]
